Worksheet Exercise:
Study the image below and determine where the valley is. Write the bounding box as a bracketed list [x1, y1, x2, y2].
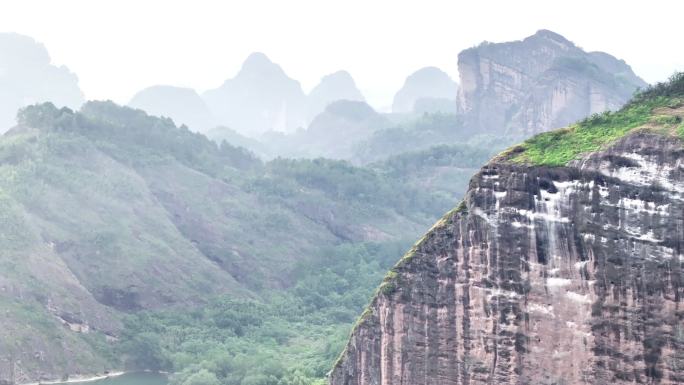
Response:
[0, 15, 681, 385]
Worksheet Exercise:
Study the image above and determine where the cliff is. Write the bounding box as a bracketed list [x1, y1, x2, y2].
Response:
[457, 30, 647, 136]
[330, 77, 684, 384]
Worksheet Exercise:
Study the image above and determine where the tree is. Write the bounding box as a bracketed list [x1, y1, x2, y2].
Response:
[182, 369, 220, 385]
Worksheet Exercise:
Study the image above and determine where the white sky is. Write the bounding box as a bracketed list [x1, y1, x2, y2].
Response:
[1, 0, 682, 109]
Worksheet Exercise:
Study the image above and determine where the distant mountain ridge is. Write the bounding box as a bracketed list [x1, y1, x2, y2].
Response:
[392, 66, 458, 114]
[0, 33, 84, 133]
[307, 70, 365, 121]
[202, 52, 308, 136]
[128, 85, 215, 132]
[0, 101, 444, 380]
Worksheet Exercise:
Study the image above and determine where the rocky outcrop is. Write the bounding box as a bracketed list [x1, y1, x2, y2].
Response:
[457, 30, 646, 136]
[329, 132, 684, 384]
[392, 67, 458, 114]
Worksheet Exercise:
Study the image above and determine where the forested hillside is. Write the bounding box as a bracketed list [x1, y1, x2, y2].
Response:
[0, 102, 490, 384]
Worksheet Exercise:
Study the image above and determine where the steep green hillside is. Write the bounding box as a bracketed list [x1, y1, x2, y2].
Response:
[0, 101, 457, 383]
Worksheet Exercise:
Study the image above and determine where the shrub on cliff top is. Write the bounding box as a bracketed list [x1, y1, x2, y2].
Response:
[509, 72, 684, 166]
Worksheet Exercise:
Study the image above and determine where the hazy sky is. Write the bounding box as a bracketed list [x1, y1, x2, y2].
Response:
[1, 0, 682, 109]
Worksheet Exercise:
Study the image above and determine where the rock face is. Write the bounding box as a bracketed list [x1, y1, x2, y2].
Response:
[203, 52, 307, 136]
[457, 30, 647, 135]
[307, 70, 365, 121]
[128, 85, 215, 132]
[392, 67, 458, 114]
[329, 132, 683, 384]
[0, 33, 83, 132]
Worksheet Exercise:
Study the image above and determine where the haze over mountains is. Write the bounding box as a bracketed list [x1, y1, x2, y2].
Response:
[128, 86, 215, 132]
[202, 52, 308, 135]
[0, 30, 646, 145]
[0, 33, 83, 132]
[0, 27, 668, 385]
[391, 66, 458, 114]
[306, 71, 365, 122]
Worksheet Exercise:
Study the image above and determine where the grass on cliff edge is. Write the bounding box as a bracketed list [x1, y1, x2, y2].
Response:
[509, 72, 684, 166]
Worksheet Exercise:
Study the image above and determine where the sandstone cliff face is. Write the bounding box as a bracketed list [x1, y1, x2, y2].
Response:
[329, 132, 684, 384]
[457, 30, 646, 136]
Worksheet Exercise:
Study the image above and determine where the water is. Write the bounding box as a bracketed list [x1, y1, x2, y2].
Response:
[55, 373, 168, 385]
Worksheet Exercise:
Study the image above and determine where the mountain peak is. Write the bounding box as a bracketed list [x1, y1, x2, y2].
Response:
[407, 66, 451, 80]
[321, 70, 354, 83]
[524, 29, 575, 48]
[203, 52, 306, 136]
[241, 52, 279, 73]
[0, 33, 51, 67]
[392, 66, 458, 113]
[306, 70, 365, 120]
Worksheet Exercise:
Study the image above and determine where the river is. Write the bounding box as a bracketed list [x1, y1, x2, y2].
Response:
[53, 373, 168, 385]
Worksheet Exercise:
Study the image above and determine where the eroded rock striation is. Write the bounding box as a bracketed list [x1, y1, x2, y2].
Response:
[330, 130, 684, 384]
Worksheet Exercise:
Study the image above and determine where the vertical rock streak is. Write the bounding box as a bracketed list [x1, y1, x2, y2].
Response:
[330, 133, 684, 384]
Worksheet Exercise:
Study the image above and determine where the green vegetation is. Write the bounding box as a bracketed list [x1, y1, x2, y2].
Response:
[3, 102, 490, 385]
[377, 144, 493, 174]
[355, 113, 513, 163]
[369, 144, 498, 206]
[510, 73, 684, 166]
[118, 241, 409, 385]
[379, 271, 398, 295]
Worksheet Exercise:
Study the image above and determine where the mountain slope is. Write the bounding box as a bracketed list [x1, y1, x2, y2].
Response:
[330, 75, 684, 385]
[0, 101, 450, 381]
